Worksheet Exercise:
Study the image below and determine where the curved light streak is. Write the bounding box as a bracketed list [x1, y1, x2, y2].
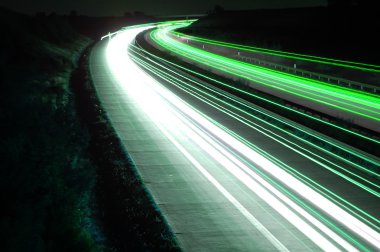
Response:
[173, 30, 380, 73]
[151, 25, 380, 124]
[104, 22, 380, 251]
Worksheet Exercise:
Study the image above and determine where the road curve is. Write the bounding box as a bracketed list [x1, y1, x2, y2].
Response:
[149, 23, 380, 133]
[90, 23, 380, 251]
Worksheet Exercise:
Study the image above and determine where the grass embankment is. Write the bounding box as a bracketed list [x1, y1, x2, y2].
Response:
[136, 31, 380, 162]
[0, 8, 100, 251]
[72, 44, 180, 251]
[0, 7, 180, 251]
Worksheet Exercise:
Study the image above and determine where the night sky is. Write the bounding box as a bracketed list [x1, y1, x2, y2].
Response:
[2, 0, 327, 16]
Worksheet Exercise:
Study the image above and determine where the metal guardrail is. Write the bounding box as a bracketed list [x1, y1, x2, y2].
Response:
[235, 54, 380, 95]
[178, 36, 380, 95]
[100, 31, 119, 41]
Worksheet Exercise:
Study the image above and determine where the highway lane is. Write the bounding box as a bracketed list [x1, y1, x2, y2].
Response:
[130, 43, 380, 197]
[130, 40, 380, 248]
[149, 24, 380, 133]
[91, 23, 380, 251]
[92, 26, 296, 251]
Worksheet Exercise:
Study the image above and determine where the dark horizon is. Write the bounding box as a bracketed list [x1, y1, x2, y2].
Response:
[1, 0, 327, 17]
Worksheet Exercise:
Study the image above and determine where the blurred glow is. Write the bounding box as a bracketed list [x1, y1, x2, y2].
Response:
[173, 31, 380, 72]
[105, 23, 380, 251]
[129, 48, 380, 241]
[105, 26, 288, 251]
[128, 41, 380, 249]
[152, 25, 380, 123]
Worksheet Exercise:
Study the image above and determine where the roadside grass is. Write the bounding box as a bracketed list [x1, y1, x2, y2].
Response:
[0, 9, 101, 252]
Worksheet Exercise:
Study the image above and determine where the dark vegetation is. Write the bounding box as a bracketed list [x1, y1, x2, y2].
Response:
[0, 6, 179, 252]
[67, 11, 155, 39]
[0, 7, 99, 251]
[136, 30, 380, 162]
[72, 45, 180, 251]
[180, 2, 380, 65]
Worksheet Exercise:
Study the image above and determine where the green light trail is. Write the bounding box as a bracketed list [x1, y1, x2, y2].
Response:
[170, 27, 380, 101]
[159, 25, 380, 104]
[104, 23, 380, 250]
[173, 30, 380, 73]
[134, 60, 380, 195]
[151, 26, 380, 125]
[130, 45, 380, 233]
[152, 36, 380, 123]
[130, 44, 380, 190]
[170, 28, 380, 101]
[129, 44, 380, 235]
[134, 36, 380, 148]
[128, 46, 380, 250]
[130, 44, 380, 174]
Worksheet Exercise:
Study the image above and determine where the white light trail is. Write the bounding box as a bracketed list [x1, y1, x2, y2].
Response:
[105, 27, 288, 251]
[105, 25, 380, 251]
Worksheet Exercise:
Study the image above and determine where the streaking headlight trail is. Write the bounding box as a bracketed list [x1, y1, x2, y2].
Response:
[150, 23, 380, 133]
[103, 22, 380, 251]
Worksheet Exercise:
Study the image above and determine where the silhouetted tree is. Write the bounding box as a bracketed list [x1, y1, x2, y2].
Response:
[69, 10, 77, 18]
[48, 12, 57, 18]
[214, 4, 225, 13]
[328, 0, 355, 7]
[134, 11, 145, 17]
[329, 0, 379, 8]
[35, 11, 46, 18]
[356, 0, 380, 8]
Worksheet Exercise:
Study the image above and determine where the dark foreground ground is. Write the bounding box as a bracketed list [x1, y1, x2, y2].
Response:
[0, 7, 97, 251]
[0, 7, 178, 252]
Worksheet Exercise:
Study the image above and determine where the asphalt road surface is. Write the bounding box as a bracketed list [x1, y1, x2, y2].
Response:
[90, 24, 380, 251]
